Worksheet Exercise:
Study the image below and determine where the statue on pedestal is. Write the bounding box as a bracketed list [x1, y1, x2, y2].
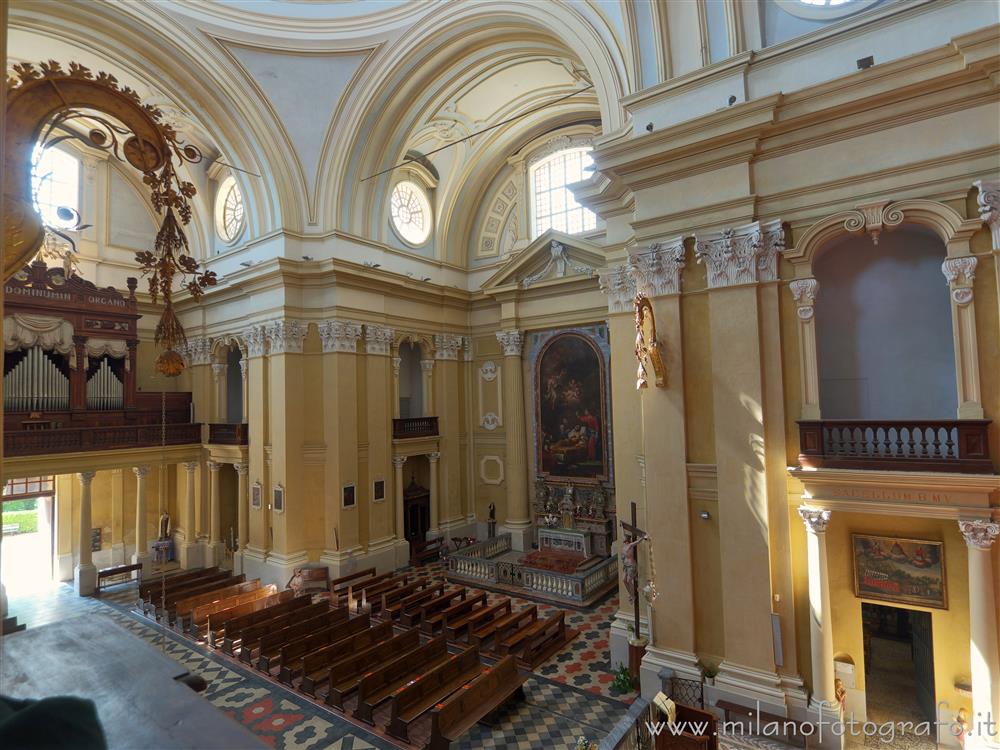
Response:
[559, 486, 575, 529]
[158, 511, 171, 541]
[487, 503, 497, 538]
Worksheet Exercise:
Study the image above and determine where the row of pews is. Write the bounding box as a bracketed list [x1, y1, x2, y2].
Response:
[135, 566, 575, 749]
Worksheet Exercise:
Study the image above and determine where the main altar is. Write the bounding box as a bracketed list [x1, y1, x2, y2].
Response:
[447, 479, 618, 607]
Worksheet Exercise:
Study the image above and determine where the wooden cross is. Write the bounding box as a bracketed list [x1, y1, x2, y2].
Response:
[620, 501, 648, 639]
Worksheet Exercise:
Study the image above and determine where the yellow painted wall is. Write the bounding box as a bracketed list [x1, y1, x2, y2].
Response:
[825, 512, 971, 719]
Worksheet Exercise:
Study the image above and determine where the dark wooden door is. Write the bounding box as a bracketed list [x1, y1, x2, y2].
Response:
[911, 609, 935, 722]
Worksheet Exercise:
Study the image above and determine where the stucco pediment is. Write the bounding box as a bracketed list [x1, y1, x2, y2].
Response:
[480, 230, 606, 292]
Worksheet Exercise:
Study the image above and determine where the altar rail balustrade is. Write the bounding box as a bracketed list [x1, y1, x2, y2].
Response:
[5, 422, 202, 457]
[208, 423, 248, 445]
[600, 698, 654, 750]
[392, 416, 438, 439]
[797, 419, 994, 474]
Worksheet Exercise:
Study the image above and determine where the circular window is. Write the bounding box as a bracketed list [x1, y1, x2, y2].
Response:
[389, 180, 432, 246]
[775, 0, 878, 20]
[215, 175, 245, 243]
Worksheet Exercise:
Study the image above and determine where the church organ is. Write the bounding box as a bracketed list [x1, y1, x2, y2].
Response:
[2, 260, 195, 455]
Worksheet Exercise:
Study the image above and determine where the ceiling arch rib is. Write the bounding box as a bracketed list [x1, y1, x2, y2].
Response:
[324, 1, 630, 247]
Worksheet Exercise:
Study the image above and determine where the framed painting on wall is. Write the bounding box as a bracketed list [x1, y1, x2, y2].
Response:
[343, 483, 356, 508]
[273, 485, 284, 514]
[852, 534, 947, 610]
[373, 479, 385, 503]
[251, 482, 262, 510]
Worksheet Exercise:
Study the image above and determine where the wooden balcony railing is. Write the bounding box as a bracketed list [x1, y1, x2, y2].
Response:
[5, 422, 203, 457]
[798, 419, 993, 474]
[208, 423, 249, 445]
[392, 416, 439, 440]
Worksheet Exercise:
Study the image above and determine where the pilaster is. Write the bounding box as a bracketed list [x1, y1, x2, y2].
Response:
[244, 323, 269, 558]
[434, 333, 463, 527]
[496, 329, 531, 551]
[364, 323, 394, 554]
[941, 256, 983, 419]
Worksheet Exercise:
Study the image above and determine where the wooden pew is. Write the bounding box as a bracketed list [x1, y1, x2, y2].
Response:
[388, 582, 445, 623]
[252, 608, 349, 670]
[324, 628, 421, 708]
[410, 537, 442, 565]
[403, 588, 466, 629]
[715, 700, 812, 749]
[207, 589, 298, 647]
[386, 646, 483, 743]
[287, 566, 329, 595]
[228, 599, 327, 657]
[329, 568, 376, 607]
[295, 620, 393, 694]
[426, 591, 487, 635]
[172, 579, 259, 631]
[97, 562, 142, 593]
[427, 654, 528, 750]
[139, 567, 218, 602]
[502, 611, 566, 668]
[374, 578, 430, 618]
[349, 573, 408, 613]
[189, 584, 277, 635]
[141, 568, 226, 613]
[471, 606, 537, 651]
[353, 636, 450, 724]
[446, 598, 511, 643]
[156, 574, 245, 621]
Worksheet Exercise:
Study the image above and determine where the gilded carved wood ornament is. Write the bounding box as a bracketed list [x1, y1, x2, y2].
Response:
[634, 295, 665, 389]
[4, 60, 216, 376]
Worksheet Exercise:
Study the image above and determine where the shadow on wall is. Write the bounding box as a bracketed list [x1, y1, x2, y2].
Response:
[813, 225, 957, 420]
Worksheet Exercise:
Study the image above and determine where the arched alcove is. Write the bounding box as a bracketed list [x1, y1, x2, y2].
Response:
[398, 342, 423, 418]
[813, 225, 957, 419]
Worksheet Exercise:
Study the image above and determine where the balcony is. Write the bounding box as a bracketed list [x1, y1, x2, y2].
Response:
[208, 423, 249, 445]
[797, 419, 994, 474]
[392, 416, 439, 440]
[5, 422, 203, 457]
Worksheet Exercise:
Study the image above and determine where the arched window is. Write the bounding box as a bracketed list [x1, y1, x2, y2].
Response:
[215, 175, 245, 244]
[31, 146, 79, 229]
[776, 0, 878, 19]
[530, 148, 596, 238]
[389, 180, 432, 246]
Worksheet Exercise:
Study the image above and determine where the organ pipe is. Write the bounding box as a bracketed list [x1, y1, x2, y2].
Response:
[3, 345, 70, 412]
[86, 357, 123, 410]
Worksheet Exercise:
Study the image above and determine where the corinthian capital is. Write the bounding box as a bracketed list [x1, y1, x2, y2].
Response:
[434, 334, 463, 361]
[959, 519, 999, 550]
[597, 264, 636, 314]
[496, 329, 524, 357]
[266, 319, 308, 354]
[974, 179, 1000, 251]
[364, 324, 395, 355]
[243, 324, 267, 358]
[798, 506, 831, 534]
[789, 278, 819, 321]
[694, 219, 785, 289]
[317, 320, 362, 353]
[628, 236, 685, 298]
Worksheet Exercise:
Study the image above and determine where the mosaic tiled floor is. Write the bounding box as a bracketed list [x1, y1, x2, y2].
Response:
[4, 578, 631, 749]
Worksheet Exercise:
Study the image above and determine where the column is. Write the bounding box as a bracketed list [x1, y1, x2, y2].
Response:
[206, 461, 224, 566]
[959, 519, 1000, 749]
[496, 329, 531, 551]
[364, 323, 396, 568]
[179, 461, 200, 569]
[942, 258, 983, 419]
[239, 357, 249, 425]
[392, 356, 402, 418]
[132, 466, 152, 576]
[74, 471, 97, 595]
[393, 456, 407, 544]
[266, 319, 310, 584]
[317, 320, 363, 577]
[211, 362, 227, 422]
[790, 278, 821, 420]
[433, 333, 463, 532]
[428, 451, 441, 536]
[420, 359, 434, 415]
[234, 463, 249, 552]
[799, 507, 835, 708]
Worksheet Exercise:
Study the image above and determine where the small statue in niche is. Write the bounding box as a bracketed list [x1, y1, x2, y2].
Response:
[158, 511, 171, 541]
[534, 478, 550, 514]
[593, 484, 607, 519]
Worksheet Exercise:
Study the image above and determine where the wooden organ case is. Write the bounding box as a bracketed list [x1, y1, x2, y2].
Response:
[3, 261, 196, 456]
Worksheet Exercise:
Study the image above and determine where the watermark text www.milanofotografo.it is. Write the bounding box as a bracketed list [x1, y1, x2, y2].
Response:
[646, 702, 999, 744]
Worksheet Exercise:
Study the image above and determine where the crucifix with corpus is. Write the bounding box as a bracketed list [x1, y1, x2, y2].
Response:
[620, 500, 657, 645]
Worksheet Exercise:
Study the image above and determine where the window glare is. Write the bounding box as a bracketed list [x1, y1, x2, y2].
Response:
[31, 146, 79, 229]
[531, 148, 596, 239]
